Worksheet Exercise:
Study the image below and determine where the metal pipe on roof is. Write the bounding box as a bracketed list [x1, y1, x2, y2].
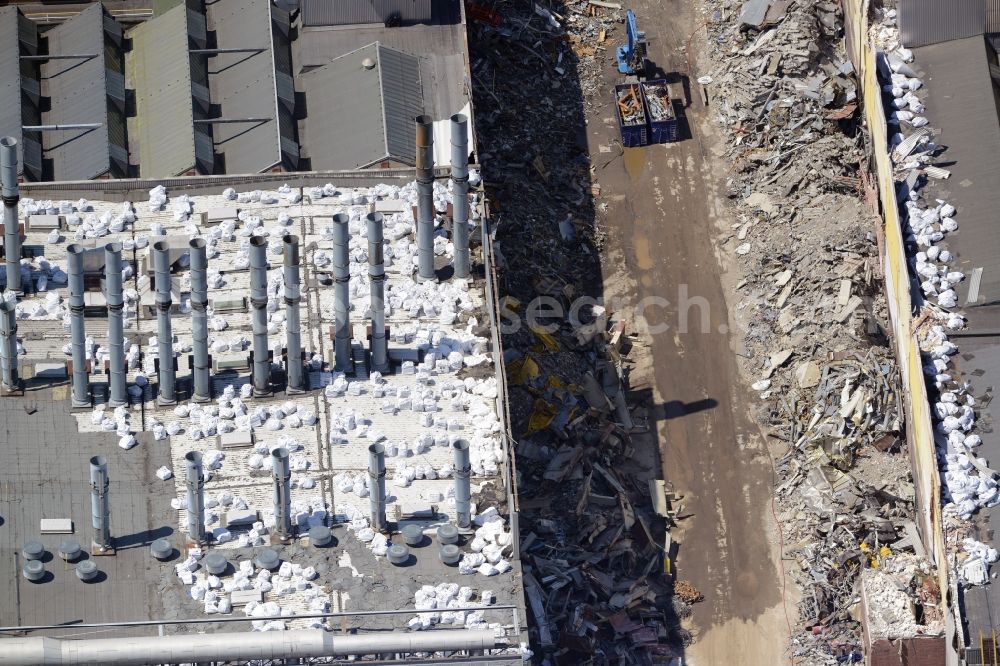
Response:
[368, 443, 387, 531]
[366, 212, 388, 373]
[19, 54, 98, 61]
[188, 239, 211, 402]
[191, 118, 272, 125]
[152, 241, 176, 405]
[0, 628, 499, 666]
[188, 47, 267, 55]
[415, 115, 436, 282]
[450, 114, 471, 279]
[67, 244, 89, 407]
[331, 213, 353, 373]
[1, 137, 21, 295]
[89, 455, 112, 551]
[21, 124, 102, 132]
[453, 439, 472, 529]
[249, 236, 271, 397]
[0, 300, 17, 392]
[271, 447, 292, 540]
[184, 451, 205, 544]
[104, 242, 127, 408]
[282, 235, 304, 394]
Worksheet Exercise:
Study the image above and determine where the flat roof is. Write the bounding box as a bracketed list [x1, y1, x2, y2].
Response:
[42, 3, 114, 181]
[294, 7, 469, 131]
[911, 35, 1000, 635]
[1, 178, 524, 654]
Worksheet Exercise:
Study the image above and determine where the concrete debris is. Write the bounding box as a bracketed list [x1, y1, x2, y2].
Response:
[701, 1, 937, 662]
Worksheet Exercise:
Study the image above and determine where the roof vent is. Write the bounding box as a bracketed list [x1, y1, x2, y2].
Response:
[362, 57, 376, 70]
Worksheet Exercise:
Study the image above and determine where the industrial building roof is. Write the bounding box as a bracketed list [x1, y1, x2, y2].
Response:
[912, 36, 1000, 329]
[301, 0, 434, 27]
[41, 3, 115, 181]
[300, 43, 424, 170]
[1, 176, 523, 661]
[294, 2, 470, 148]
[205, 0, 291, 174]
[911, 34, 1000, 634]
[0, 8, 24, 177]
[128, 4, 196, 178]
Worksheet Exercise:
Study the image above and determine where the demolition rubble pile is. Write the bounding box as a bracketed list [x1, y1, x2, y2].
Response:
[871, 7, 1000, 589]
[701, 0, 939, 661]
[469, 1, 690, 661]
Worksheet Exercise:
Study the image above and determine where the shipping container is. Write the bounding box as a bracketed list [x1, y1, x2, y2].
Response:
[640, 79, 678, 144]
[615, 83, 649, 148]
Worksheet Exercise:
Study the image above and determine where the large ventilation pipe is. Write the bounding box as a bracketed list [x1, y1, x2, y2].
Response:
[453, 439, 472, 529]
[0, 628, 499, 666]
[67, 244, 89, 407]
[104, 242, 127, 407]
[188, 239, 211, 402]
[249, 236, 271, 397]
[0, 300, 17, 391]
[450, 113, 471, 279]
[368, 443, 387, 531]
[366, 213, 388, 373]
[152, 241, 176, 405]
[89, 455, 112, 551]
[415, 115, 436, 282]
[1, 137, 21, 295]
[184, 451, 205, 544]
[282, 235, 304, 393]
[271, 447, 292, 540]
[331, 213, 353, 372]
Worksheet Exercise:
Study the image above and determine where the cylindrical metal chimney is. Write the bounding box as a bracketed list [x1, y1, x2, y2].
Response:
[368, 443, 387, 531]
[1, 137, 21, 295]
[366, 213, 389, 373]
[67, 244, 89, 407]
[271, 447, 292, 540]
[0, 300, 17, 391]
[450, 114, 471, 279]
[104, 242, 127, 407]
[331, 213, 353, 373]
[89, 455, 112, 551]
[415, 115, 436, 282]
[184, 451, 205, 544]
[152, 241, 176, 405]
[282, 235, 304, 393]
[249, 236, 271, 397]
[453, 439, 472, 529]
[188, 239, 211, 402]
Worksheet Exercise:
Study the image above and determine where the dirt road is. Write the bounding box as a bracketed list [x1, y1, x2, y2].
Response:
[587, 1, 790, 662]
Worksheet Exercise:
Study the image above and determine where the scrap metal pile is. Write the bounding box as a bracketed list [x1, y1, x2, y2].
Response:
[700, 0, 941, 662]
[468, 0, 691, 662]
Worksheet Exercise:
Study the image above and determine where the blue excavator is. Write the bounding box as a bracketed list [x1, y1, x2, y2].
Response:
[616, 10, 648, 77]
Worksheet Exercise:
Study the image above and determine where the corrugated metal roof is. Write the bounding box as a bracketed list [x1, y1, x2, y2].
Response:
[989, 0, 1000, 34]
[42, 3, 113, 181]
[128, 4, 196, 178]
[302, 0, 433, 26]
[898, 0, 985, 47]
[299, 42, 422, 170]
[0, 8, 23, 175]
[206, 0, 286, 174]
[911, 36, 1000, 328]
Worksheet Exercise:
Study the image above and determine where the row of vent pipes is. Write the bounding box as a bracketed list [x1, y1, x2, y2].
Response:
[44, 114, 475, 548]
[31, 113, 472, 406]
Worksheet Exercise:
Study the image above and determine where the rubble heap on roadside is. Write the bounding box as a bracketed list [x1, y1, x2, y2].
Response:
[701, 1, 940, 662]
